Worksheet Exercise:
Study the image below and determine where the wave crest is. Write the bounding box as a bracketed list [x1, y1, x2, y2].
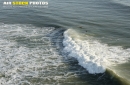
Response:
[63, 29, 130, 74]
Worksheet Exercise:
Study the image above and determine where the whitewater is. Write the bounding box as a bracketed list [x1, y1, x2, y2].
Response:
[0, 0, 130, 84]
[0, 23, 130, 85]
[63, 29, 130, 80]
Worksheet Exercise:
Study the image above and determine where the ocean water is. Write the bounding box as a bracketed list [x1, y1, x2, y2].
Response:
[0, 0, 130, 85]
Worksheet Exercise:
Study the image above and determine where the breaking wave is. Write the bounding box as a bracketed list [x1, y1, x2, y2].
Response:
[63, 29, 130, 74]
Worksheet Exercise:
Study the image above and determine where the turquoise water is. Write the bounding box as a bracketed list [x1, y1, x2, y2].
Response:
[0, 0, 130, 85]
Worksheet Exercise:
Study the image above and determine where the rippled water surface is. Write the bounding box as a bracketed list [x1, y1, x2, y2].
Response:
[0, 0, 130, 85]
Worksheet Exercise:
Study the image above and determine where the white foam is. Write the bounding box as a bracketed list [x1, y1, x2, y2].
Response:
[0, 24, 63, 85]
[63, 29, 130, 74]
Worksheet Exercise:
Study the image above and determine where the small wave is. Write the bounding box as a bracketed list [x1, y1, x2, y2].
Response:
[112, 0, 130, 7]
[63, 29, 130, 74]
